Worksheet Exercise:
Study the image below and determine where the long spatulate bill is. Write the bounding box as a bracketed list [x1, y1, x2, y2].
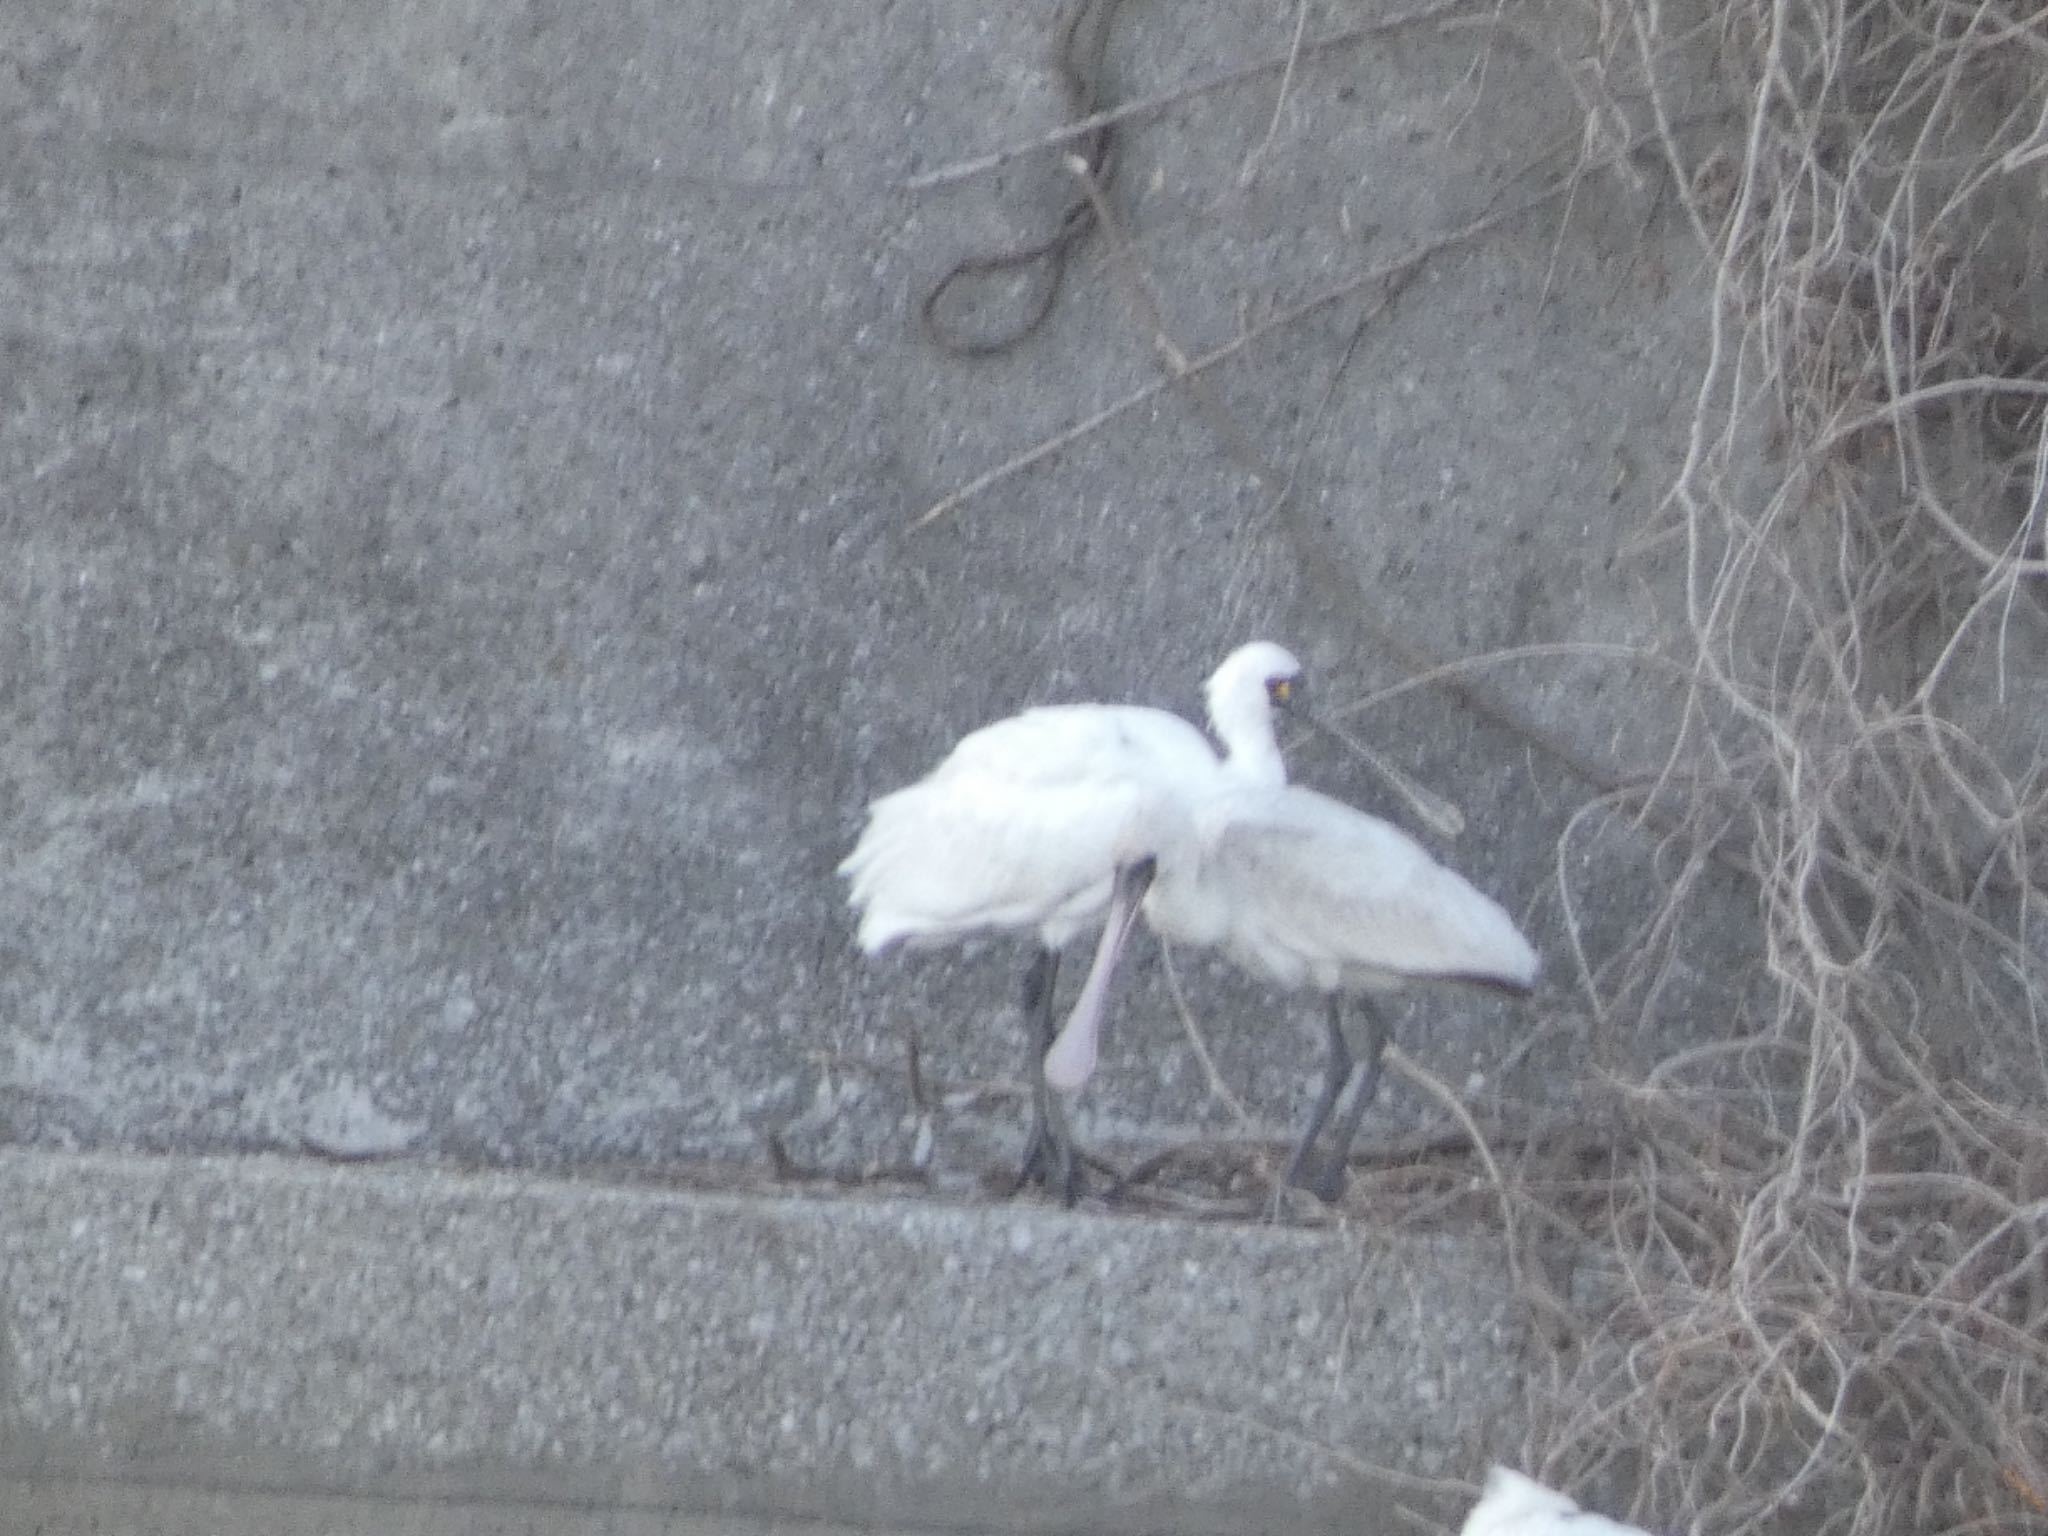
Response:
[1042, 858, 1155, 1092]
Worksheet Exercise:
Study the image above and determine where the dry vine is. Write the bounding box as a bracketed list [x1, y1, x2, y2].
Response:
[1510, 0, 2048, 1531]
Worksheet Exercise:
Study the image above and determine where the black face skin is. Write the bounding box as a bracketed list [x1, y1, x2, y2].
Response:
[1265, 673, 1301, 712]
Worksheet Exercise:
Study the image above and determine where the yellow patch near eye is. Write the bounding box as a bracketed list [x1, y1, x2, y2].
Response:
[1271, 680, 1292, 702]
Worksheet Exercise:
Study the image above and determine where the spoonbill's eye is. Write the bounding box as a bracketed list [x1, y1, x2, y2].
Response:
[1267, 677, 1294, 705]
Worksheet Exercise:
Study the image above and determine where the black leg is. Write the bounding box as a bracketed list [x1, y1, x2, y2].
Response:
[1302, 996, 1391, 1204]
[1011, 946, 1083, 1204]
[1020, 945, 1060, 1035]
[1280, 998, 1354, 1195]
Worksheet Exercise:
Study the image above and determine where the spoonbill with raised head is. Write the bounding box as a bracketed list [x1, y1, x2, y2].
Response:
[839, 641, 1306, 1200]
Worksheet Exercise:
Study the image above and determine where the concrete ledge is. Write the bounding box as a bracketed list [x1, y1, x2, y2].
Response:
[0, 1479, 888, 1536]
[0, 1151, 1521, 1533]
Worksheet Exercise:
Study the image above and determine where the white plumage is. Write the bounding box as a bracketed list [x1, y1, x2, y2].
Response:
[1459, 1467, 1657, 1536]
[1171, 782, 1537, 993]
[838, 641, 1307, 1196]
[1044, 779, 1538, 1200]
[840, 637, 1540, 1206]
[842, 708, 1217, 955]
[838, 642, 1299, 955]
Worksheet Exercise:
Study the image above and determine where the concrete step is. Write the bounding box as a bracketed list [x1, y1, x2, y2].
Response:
[4, 1479, 897, 1536]
[0, 1150, 1521, 1535]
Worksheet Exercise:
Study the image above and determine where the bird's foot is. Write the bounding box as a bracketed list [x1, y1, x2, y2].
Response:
[1305, 1159, 1349, 1205]
[1262, 1180, 1328, 1223]
[1286, 1149, 1350, 1206]
[1010, 1122, 1086, 1207]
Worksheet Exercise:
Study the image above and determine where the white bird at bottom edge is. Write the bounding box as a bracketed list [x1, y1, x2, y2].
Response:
[1459, 1466, 1658, 1536]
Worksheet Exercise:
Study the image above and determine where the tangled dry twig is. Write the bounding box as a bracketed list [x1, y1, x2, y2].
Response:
[1513, 0, 2048, 1530]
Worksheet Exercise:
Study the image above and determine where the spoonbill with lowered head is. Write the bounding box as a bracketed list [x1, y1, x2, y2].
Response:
[1043, 771, 1539, 1203]
[838, 641, 1307, 1199]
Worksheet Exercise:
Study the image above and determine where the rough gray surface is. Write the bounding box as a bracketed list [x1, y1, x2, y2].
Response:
[0, 1150, 1523, 1535]
[5, 1483, 892, 1536]
[0, 0, 1751, 1183]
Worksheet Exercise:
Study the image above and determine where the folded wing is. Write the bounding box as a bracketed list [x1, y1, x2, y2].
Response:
[840, 704, 1222, 954]
[1205, 786, 1539, 994]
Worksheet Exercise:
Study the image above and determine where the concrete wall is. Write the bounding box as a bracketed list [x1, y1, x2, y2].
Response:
[0, 0, 1732, 1179]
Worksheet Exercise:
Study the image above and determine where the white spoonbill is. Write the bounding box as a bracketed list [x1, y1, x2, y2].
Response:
[1043, 776, 1539, 1202]
[1459, 1467, 1656, 1536]
[838, 641, 1306, 1199]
